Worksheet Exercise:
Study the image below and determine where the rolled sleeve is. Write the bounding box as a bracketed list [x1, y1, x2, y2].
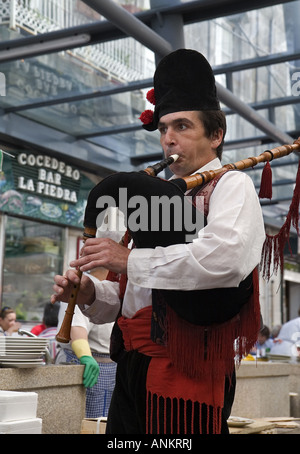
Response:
[79, 274, 121, 324]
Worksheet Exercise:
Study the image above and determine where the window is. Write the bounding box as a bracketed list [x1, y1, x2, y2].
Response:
[2, 216, 64, 322]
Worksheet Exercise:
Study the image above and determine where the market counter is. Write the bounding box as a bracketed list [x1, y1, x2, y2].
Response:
[0, 364, 85, 434]
[232, 361, 300, 419]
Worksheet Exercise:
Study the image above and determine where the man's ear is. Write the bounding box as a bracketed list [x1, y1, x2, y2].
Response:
[211, 128, 223, 150]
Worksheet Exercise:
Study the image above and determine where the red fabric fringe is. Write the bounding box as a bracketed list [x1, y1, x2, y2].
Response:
[258, 161, 272, 199]
[165, 268, 261, 381]
[145, 393, 222, 434]
[260, 160, 300, 281]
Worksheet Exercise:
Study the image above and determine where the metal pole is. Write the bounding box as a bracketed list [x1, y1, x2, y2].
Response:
[216, 83, 294, 144]
[150, 0, 185, 64]
[9, 0, 16, 30]
[150, 0, 185, 177]
[82, 0, 173, 57]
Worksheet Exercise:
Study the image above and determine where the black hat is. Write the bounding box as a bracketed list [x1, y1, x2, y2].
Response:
[140, 49, 220, 131]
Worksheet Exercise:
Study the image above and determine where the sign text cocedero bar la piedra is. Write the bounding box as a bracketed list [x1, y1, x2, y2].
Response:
[16, 153, 80, 203]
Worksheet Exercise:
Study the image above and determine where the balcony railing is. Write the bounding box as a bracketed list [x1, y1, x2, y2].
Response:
[0, 0, 154, 81]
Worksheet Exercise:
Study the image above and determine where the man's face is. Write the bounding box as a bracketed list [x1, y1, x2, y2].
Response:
[158, 111, 222, 177]
[0, 313, 16, 331]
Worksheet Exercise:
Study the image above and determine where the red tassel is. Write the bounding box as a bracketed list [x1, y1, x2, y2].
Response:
[260, 160, 300, 280]
[139, 109, 154, 125]
[146, 88, 156, 105]
[259, 161, 272, 199]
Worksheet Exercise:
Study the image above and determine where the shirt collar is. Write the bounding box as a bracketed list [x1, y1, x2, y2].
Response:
[170, 158, 222, 179]
[195, 157, 222, 174]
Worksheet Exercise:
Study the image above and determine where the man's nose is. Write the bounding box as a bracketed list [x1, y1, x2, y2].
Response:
[164, 128, 176, 146]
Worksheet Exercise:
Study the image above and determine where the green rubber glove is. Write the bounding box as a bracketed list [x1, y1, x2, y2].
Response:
[79, 355, 100, 388]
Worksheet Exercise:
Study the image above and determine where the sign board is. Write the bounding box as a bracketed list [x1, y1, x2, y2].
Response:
[0, 149, 96, 228]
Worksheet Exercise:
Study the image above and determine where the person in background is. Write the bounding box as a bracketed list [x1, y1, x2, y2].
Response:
[270, 324, 281, 340]
[270, 315, 300, 359]
[0, 306, 21, 336]
[38, 302, 60, 359]
[55, 266, 117, 418]
[31, 321, 46, 336]
[251, 325, 274, 356]
[56, 302, 116, 418]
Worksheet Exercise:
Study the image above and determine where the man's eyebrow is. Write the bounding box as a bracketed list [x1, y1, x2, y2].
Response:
[158, 117, 194, 128]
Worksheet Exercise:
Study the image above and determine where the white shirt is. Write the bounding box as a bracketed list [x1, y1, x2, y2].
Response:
[270, 317, 300, 357]
[81, 158, 265, 323]
[58, 302, 114, 354]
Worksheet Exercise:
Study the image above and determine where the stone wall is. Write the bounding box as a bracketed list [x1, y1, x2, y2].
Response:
[0, 365, 85, 434]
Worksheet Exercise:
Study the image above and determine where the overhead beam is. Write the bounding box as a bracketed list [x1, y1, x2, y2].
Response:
[216, 83, 293, 144]
[145, 0, 298, 25]
[0, 111, 134, 175]
[4, 50, 300, 115]
[4, 78, 153, 113]
[213, 50, 300, 75]
[0, 33, 91, 63]
[130, 133, 300, 166]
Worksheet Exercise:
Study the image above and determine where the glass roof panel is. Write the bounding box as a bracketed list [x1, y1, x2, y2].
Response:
[13, 89, 144, 136]
[86, 128, 162, 165]
[184, 2, 290, 65]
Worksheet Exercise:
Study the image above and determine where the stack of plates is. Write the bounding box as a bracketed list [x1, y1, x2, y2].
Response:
[0, 337, 49, 368]
[266, 353, 291, 362]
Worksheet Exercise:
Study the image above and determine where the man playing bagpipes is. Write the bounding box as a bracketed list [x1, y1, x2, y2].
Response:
[51, 49, 266, 434]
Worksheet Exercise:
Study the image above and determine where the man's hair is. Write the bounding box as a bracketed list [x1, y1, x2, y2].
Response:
[0, 306, 14, 319]
[43, 302, 60, 327]
[198, 110, 227, 160]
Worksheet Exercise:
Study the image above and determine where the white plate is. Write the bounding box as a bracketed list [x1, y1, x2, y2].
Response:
[0, 352, 44, 359]
[0, 344, 48, 352]
[0, 347, 46, 356]
[0, 360, 45, 368]
[0, 336, 48, 340]
[267, 353, 291, 361]
[0, 338, 48, 344]
[0, 344, 48, 349]
[0, 357, 44, 363]
[0, 340, 48, 346]
[228, 416, 254, 427]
